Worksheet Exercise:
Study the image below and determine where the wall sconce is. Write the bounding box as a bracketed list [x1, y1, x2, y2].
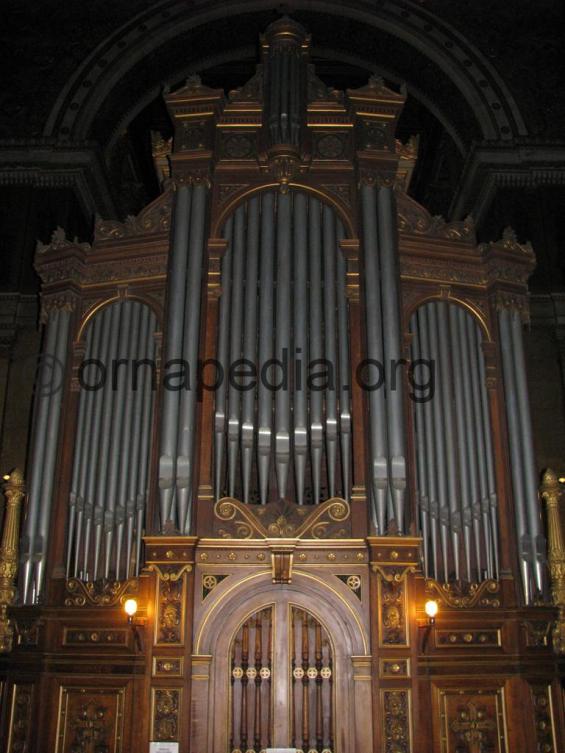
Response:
[425, 599, 438, 626]
[421, 600, 438, 653]
[124, 598, 142, 651]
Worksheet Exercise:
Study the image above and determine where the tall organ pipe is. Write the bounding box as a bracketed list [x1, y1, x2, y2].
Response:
[66, 316, 99, 578]
[159, 184, 192, 527]
[416, 308, 440, 580]
[293, 193, 308, 505]
[322, 204, 338, 498]
[476, 329, 500, 578]
[257, 193, 275, 504]
[335, 220, 351, 500]
[427, 304, 450, 582]
[227, 206, 246, 497]
[360, 184, 389, 534]
[177, 183, 207, 534]
[465, 315, 494, 578]
[377, 186, 406, 533]
[32, 309, 71, 602]
[93, 303, 122, 580]
[22, 310, 60, 602]
[448, 306, 473, 581]
[275, 192, 292, 499]
[308, 198, 324, 505]
[114, 302, 142, 579]
[136, 306, 156, 575]
[411, 322, 430, 577]
[499, 308, 531, 602]
[241, 198, 260, 503]
[214, 216, 234, 500]
[510, 310, 545, 594]
[83, 306, 112, 579]
[436, 302, 461, 581]
[103, 301, 132, 578]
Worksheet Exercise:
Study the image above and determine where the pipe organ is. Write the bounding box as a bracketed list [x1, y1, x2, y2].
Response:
[1, 16, 563, 753]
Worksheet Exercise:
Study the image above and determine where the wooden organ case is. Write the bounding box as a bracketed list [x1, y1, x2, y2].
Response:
[1, 16, 564, 753]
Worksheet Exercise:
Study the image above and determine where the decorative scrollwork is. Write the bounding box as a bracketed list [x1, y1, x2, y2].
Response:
[64, 577, 138, 607]
[425, 578, 501, 608]
[214, 497, 351, 540]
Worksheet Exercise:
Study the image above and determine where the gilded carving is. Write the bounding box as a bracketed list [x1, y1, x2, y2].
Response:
[380, 659, 410, 678]
[438, 688, 507, 753]
[6, 684, 34, 753]
[214, 496, 350, 539]
[425, 578, 501, 608]
[155, 575, 187, 645]
[202, 573, 227, 598]
[94, 191, 173, 240]
[382, 689, 411, 753]
[64, 577, 138, 607]
[540, 469, 565, 654]
[0, 469, 25, 653]
[153, 657, 184, 678]
[151, 688, 181, 742]
[396, 193, 475, 241]
[522, 620, 551, 648]
[379, 576, 407, 646]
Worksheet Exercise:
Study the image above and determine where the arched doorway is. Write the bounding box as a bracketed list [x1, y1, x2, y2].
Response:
[191, 572, 372, 753]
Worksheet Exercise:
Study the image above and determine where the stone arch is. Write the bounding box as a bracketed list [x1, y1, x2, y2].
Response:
[44, 0, 527, 146]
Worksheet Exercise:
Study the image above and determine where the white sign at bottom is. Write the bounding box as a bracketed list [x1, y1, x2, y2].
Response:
[149, 744, 179, 753]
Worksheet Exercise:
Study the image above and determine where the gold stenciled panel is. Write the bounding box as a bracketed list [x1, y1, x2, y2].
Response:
[436, 687, 507, 753]
[55, 686, 126, 753]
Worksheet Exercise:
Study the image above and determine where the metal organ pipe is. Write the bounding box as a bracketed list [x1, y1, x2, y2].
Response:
[23, 308, 71, 603]
[415, 308, 440, 580]
[257, 193, 275, 504]
[227, 206, 246, 497]
[499, 308, 531, 602]
[448, 306, 474, 582]
[213, 190, 352, 508]
[308, 198, 324, 506]
[322, 204, 338, 498]
[275, 192, 292, 499]
[411, 318, 430, 577]
[436, 301, 461, 581]
[465, 314, 494, 579]
[293, 193, 308, 505]
[241, 198, 260, 503]
[360, 184, 389, 534]
[335, 220, 351, 500]
[177, 183, 208, 534]
[377, 186, 406, 533]
[510, 310, 545, 595]
[427, 304, 450, 582]
[159, 184, 192, 527]
[476, 328, 500, 578]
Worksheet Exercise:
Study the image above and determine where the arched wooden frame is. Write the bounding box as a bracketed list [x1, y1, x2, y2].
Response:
[192, 570, 371, 753]
[403, 293, 493, 344]
[210, 182, 357, 240]
[76, 291, 164, 344]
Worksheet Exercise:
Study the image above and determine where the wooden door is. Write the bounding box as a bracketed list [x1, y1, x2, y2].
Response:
[228, 603, 335, 753]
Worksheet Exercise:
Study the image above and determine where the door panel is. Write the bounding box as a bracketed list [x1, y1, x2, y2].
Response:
[228, 602, 335, 753]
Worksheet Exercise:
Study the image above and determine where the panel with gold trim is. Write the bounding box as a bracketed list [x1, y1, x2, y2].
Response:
[150, 687, 182, 742]
[154, 575, 187, 646]
[381, 688, 412, 753]
[530, 684, 557, 753]
[434, 628, 502, 649]
[152, 656, 184, 678]
[379, 658, 411, 679]
[378, 575, 409, 647]
[55, 686, 126, 753]
[436, 687, 507, 753]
